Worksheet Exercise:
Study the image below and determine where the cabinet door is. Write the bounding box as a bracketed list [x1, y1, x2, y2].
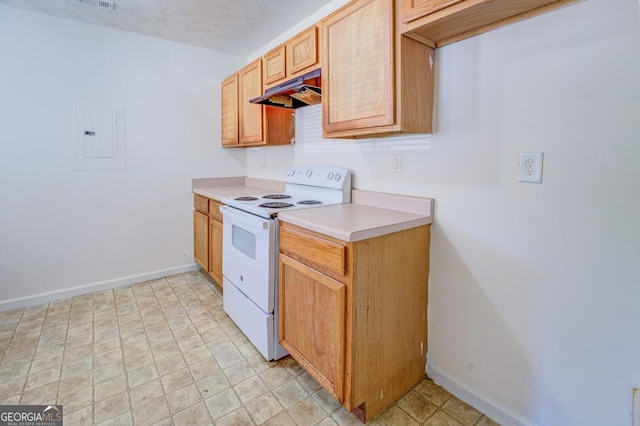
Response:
[238, 59, 264, 144]
[322, 0, 394, 134]
[209, 218, 223, 286]
[264, 45, 286, 85]
[279, 255, 345, 401]
[287, 26, 318, 75]
[193, 210, 209, 270]
[402, 0, 465, 24]
[220, 74, 239, 146]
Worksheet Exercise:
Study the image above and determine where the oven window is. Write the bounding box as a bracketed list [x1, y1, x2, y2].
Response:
[232, 224, 256, 260]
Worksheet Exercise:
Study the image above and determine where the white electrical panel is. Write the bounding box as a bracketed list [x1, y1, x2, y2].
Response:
[74, 104, 125, 170]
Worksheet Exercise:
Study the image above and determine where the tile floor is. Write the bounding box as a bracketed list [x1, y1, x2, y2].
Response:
[0, 271, 499, 425]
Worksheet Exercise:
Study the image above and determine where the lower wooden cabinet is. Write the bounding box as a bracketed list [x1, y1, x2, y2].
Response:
[278, 221, 431, 422]
[193, 194, 223, 287]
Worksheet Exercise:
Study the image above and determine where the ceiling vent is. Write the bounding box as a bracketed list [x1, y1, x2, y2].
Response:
[78, 0, 115, 10]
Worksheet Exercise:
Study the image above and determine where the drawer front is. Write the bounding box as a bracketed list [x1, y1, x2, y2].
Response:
[208, 199, 223, 222]
[194, 194, 209, 213]
[280, 226, 346, 276]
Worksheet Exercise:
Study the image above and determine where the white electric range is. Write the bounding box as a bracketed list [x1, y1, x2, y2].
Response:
[219, 165, 351, 360]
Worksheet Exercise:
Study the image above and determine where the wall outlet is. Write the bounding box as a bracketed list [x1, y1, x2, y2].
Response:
[518, 152, 543, 183]
[392, 154, 402, 174]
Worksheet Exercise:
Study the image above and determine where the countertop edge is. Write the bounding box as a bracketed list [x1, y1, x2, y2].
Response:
[281, 213, 431, 242]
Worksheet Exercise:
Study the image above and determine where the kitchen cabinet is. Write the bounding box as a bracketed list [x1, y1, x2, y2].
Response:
[278, 221, 431, 422]
[220, 74, 239, 146]
[207, 199, 224, 286]
[220, 58, 294, 147]
[400, 0, 582, 47]
[193, 194, 223, 287]
[263, 25, 319, 88]
[321, 0, 435, 138]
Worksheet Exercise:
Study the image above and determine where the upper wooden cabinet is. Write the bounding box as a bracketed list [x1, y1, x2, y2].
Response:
[220, 75, 239, 146]
[238, 59, 265, 144]
[321, 0, 435, 138]
[263, 25, 319, 89]
[402, 0, 464, 24]
[400, 0, 582, 47]
[220, 58, 294, 147]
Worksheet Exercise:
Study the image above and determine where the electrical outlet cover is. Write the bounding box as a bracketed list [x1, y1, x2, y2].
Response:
[518, 152, 543, 183]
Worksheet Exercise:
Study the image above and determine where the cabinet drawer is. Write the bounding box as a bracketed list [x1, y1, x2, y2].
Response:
[208, 199, 223, 222]
[194, 194, 209, 213]
[280, 226, 346, 276]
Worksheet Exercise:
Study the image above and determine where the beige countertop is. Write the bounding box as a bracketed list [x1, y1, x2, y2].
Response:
[192, 179, 434, 242]
[278, 190, 433, 242]
[192, 177, 284, 203]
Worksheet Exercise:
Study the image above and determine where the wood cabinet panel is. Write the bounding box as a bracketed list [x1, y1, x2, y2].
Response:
[279, 225, 346, 276]
[279, 254, 345, 401]
[322, 0, 434, 138]
[287, 26, 318, 75]
[209, 218, 223, 286]
[402, 0, 464, 23]
[194, 194, 209, 214]
[220, 74, 239, 146]
[322, 0, 395, 133]
[193, 209, 208, 270]
[208, 199, 223, 222]
[238, 59, 264, 144]
[401, 0, 582, 47]
[264, 45, 286, 85]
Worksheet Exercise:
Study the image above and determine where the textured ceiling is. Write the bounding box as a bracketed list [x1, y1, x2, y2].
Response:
[0, 0, 334, 55]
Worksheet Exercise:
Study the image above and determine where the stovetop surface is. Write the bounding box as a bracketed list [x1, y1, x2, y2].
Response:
[222, 165, 352, 219]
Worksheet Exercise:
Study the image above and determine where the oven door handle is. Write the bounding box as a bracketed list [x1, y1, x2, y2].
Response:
[220, 205, 270, 229]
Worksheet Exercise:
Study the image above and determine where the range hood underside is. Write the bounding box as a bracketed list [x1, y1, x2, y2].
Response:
[250, 69, 321, 109]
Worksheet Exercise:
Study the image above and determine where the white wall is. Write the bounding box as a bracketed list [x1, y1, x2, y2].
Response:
[246, 0, 640, 424]
[0, 5, 246, 308]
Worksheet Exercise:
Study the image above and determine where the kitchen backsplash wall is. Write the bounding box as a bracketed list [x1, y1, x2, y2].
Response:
[246, 0, 640, 425]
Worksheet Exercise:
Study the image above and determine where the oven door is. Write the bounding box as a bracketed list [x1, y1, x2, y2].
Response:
[220, 205, 276, 314]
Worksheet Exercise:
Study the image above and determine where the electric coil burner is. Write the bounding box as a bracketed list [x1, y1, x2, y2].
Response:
[220, 165, 352, 361]
[259, 202, 294, 209]
[262, 194, 291, 200]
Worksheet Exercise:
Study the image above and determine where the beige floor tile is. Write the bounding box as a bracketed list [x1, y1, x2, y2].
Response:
[127, 363, 158, 388]
[204, 387, 242, 421]
[94, 374, 127, 402]
[130, 378, 164, 408]
[172, 401, 212, 425]
[234, 375, 268, 403]
[167, 383, 202, 414]
[376, 405, 420, 426]
[286, 395, 327, 425]
[443, 396, 483, 425]
[272, 378, 309, 408]
[156, 353, 187, 377]
[414, 379, 453, 406]
[160, 367, 193, 393]
[94, 391, 130, 424]
[424, 410, 464, 425]
[132, 395, 171, 425]
[1, 272, 498, 426]
[397, 390, 438, 422]
[20, 381, 58, 405]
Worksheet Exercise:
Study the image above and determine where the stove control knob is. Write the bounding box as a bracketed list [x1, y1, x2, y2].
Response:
[306, 169, 312, 177]
[327, 172, 334, 180]
[334, 173, 341, 181]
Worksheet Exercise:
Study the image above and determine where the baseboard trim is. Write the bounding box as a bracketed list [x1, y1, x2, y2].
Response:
[0, 264, 200, 312]
[426, 361, 534, 426]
